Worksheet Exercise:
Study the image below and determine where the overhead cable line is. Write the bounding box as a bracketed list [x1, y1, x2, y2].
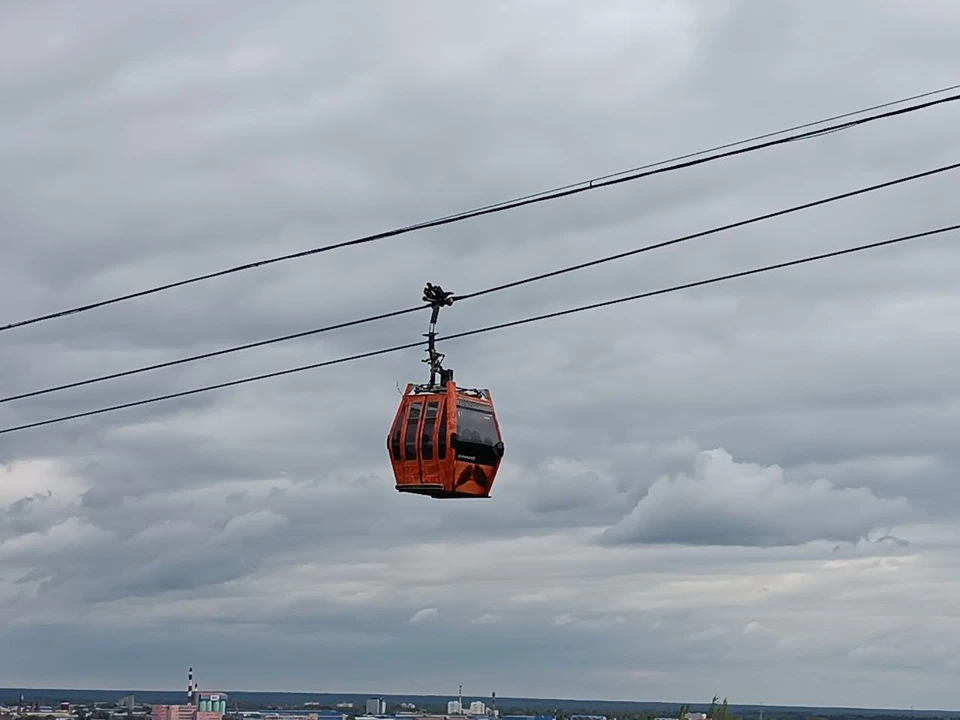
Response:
[2, 222, 958, 436]
[0, 304, 427, 404]
[4, 159, 959, 405]
[2, 87, 959, 336]
[424, 82, 960, 221]
[450, 160, 960, 302]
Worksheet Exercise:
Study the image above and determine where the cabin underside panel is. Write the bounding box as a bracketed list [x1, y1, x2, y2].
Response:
[395, 484, 489, 499]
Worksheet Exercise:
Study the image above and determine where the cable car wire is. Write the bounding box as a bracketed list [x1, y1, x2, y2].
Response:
[0, 304, 427, 404]
[2, 221, 957, 437]
[423, 82, 960, 222]
[4, 158, 958, 405]
[2, 87, 959, 336]
[4, 159, 958, 404]
[450, 159, 960, 302]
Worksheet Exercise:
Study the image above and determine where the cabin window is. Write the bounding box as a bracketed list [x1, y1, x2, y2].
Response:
[456, 399, 499, 447]
[404, 402, 422, 460]
[389, 410, 404, 460]
[437, 400, 447, 459]
[421, 401, 439, 460]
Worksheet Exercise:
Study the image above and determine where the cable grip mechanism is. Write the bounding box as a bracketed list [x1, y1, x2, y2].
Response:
[422, 282, 454, 388]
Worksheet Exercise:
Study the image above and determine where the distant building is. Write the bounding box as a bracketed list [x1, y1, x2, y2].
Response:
[153, 705, 197, 720]
[447, 702, 462, 715]
[468, 703, 486, 716]
[152, 705, 222, 720]
[194, 692, 228, 716]
[365, 699, 386, 716]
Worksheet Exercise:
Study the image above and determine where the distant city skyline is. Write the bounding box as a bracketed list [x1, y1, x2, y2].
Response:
[0, 689, 948, 716]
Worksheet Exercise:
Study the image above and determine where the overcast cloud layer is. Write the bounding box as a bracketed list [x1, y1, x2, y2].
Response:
[3, 0, 960, 711]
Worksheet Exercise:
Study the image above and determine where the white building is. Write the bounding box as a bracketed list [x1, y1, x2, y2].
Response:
[365, 699, 386, 715]
[447, 701, 462, 714]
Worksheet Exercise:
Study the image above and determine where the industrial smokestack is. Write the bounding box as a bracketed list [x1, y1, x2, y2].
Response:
[188, 668, 194, 703]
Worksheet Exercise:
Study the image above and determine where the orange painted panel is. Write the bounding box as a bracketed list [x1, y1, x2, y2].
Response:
[388, 382, 503, 498]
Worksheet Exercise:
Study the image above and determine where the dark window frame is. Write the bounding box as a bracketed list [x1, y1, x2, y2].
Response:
[403, 402, 422, 460]
[389, 406, 404, 460]
[437, 399, 447, 459]
[455, 400, 500, 447]
[420, 401, 439, 460]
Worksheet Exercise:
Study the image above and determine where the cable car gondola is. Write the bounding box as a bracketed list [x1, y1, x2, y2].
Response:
[387, 283, 505, 499]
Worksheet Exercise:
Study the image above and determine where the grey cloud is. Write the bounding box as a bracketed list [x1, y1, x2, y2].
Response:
[601, 448, 912, 547]
[80, 486, 122, 510]
[3, 0, 960, 708]
[408, 608, 438, 624]
[1, 491, 55, 538]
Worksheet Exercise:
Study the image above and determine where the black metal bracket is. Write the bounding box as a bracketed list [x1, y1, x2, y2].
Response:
[422, 283, 455, 387]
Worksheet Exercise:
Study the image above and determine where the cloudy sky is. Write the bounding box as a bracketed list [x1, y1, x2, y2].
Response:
[3, 0, 960, 711]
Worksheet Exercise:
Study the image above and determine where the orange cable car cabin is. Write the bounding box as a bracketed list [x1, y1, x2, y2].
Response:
[386, 283, 505, 499]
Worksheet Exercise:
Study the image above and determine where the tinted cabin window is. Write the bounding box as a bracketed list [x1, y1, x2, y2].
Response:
[390, 409, 404, 460]
[456, 399, 499, 446]
[421, 401, 439, 460]
[437, 400, 447, 459]
[404, 402, 422, 460]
